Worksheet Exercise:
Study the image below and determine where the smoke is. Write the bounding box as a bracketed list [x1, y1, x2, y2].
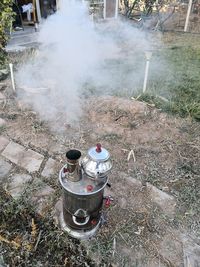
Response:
[16, 0, 155, 130]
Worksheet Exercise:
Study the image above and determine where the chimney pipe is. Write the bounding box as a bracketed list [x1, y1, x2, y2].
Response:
[65, 149, 81, 182]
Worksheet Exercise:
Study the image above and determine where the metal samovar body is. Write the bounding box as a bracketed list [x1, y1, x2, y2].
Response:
[59, 144, 112, 239]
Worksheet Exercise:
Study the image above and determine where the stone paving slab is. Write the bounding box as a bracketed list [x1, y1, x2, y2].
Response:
[147, 182, 176, 216]
[2, 141, 44, 172]
[41, 158, 59, 178]
[124, 174, 176, 216]
[8, 173, 32, 199]
[0, 158, 12, 179]
[19, 149, 44, 173]
[2, 141, 25, 164]
[0, 136, 9, 152]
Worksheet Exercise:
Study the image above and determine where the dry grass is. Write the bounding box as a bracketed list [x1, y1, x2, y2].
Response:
[0, 187, 94, 267]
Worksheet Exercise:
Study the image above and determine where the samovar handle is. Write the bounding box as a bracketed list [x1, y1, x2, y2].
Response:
[72, 208, 90, 226]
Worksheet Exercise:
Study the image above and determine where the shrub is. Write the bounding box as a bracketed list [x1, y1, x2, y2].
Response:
[0, 0, 14, 67]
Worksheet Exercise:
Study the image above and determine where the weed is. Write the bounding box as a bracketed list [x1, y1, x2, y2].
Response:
[101, 133, 121, 142]
[31, 120, 46, 133]
[0, 125, 6, 134]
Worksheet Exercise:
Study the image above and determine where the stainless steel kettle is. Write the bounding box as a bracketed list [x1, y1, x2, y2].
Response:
[81, 143, 112, 179]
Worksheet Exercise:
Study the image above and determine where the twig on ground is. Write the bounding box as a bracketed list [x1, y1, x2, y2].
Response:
[127, 149, 136, 162]
[121, 148, 129, 153]
[34, 230, 42, 251]
[134, 226, 144, 235]
[178, 151, 188, 160]
[112, 237, 116, 258]
[156, 95, 169, 102]
[118, 232, 129, 246]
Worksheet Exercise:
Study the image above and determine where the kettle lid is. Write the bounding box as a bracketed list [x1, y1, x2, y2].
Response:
[88, 143, 110, 162]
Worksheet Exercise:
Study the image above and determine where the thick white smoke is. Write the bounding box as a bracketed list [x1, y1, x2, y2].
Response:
[16, 0, 153, 130]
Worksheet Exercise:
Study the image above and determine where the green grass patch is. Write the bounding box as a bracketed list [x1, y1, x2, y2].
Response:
[0, 125, 6, 134]
[135, 44, 200, 120]
[136, 91, 200, 120]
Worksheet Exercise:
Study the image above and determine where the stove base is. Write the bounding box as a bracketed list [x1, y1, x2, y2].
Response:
[60, 212, 101, 240]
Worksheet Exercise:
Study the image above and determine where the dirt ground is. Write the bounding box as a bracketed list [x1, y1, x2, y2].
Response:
[1, 73, 200, 266]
